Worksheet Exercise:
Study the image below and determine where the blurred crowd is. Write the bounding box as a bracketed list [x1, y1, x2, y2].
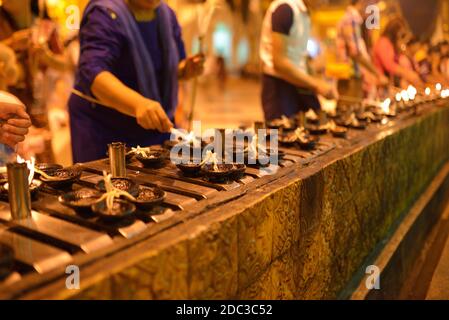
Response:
[0, 0, 448, 164]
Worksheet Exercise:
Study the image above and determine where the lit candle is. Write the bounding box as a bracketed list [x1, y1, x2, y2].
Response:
[381, 98, 391, 114]
[401, 90, 410, 102]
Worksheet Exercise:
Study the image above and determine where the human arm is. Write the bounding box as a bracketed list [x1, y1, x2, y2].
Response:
[375, 37, 423, 87]
[91, 71, 173, 132]
[0, 91, 31, 147]
[78, 7, 172, 132]
[272, 32, 338, 99]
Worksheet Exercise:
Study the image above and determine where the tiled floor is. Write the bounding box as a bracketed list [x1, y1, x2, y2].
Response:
[187, 76, 264, 129]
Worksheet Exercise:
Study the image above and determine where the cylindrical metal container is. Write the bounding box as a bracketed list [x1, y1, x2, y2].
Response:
[7, 162, 31, 220]
[108, 142, 126, 177]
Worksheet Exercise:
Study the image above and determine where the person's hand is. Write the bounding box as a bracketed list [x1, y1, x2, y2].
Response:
[316, 80, 339, 100]
[377, 74, 389, 87]
[405, 70, 423, 88]
[0, 94, 31, 148]
[135, 98, 173, 133]
[179, 54, 205, 80]
[4, 29, 31, 51]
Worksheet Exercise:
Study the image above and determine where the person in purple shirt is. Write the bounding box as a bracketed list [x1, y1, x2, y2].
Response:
[69, 0, 204, 163]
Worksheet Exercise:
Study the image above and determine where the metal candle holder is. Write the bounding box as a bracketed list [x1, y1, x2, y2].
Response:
[108, 142, 126, 178]
[7, 162, 31, 220]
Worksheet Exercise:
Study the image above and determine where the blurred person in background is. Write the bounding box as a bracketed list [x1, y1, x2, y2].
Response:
[0, 43, 19, 91]
[440, 40, 449, 80]
[335, 0, 388, 109]
[397, 36, 417, 88]
[427, 44, 449, 85]
[414, 40, 432, 84]
[69, 0, 204, 163]
[260, 0, 338, 121]
[372, 18, 423, 89]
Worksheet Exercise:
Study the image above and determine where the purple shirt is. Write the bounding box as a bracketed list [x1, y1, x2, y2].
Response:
[69, 5, 186, 163]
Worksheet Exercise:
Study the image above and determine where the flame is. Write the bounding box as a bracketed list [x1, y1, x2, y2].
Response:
[441, 89, 449, 99]
[401, 90, 410, 102]
[425, 87, 431, 96]
[16, 155, 35, 185]
[381, 98, 391, 114]
[395, 93, 402, 102]
[407, 85, 417, 100]
[436, 83, 442, 91]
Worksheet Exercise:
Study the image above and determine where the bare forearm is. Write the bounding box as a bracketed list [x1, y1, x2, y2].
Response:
[274, 58, 319, 92]
[354, 54, 380, 77]
[42, 51, 69, 72]
[91, 71, 145, 117]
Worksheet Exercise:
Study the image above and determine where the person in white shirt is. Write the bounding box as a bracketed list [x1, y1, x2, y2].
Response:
[260, 0, 338, 120]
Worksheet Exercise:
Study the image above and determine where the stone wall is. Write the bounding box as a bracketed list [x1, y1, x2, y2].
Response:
[72, 106, 449, 299]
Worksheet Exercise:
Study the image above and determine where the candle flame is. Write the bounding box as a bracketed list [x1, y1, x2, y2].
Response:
[436, 83, 442, 91]
[401, 90, 410, 102]
[407, 85, 417, 100]
[381, 98, 391, 114]
[441, 89, 449, 99]
[425, 87, 431, 96]
[16, 155, 35, 185]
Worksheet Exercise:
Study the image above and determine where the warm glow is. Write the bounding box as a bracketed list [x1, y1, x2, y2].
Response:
[16, 156, 35, 185]
[401, 90, 410, 102]
[407, 85, 417, 100]
[425, 87, 431, 96]
[441, 89, 449, 99]
[436, 83, 442, 91]
[382, 98, 391, 114]
[395, 93, 402, 102]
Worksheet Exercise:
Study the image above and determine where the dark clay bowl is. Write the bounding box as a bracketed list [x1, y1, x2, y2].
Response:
[176, 161, 203, 177]
[1, 179, 42, 201]
[231, 163, 246, 180]
[266, 118, 295, 132]
[201, 164, 235, 182]
[91, 199, 136, 221]
[0, 243, 14, 281]
[336, 119, 367, 130]
[306, 125, 328, 135]
[58, 189, 102, 213]
[279, 133, 298, 146]
[306, 116, 320, 125]
[34, 163, 63, 178]
[96, 178, 139, 197]
[298, 135, 320, 150]
[331, 126, 348, 138]
[132, 185, 166, 211]
[135, 150, 168, 168]
[350, 121, 367, 130]
[40, 168, 82, 189]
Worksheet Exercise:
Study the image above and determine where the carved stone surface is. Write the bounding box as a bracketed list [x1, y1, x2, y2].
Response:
[72, 106, 449, 300]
